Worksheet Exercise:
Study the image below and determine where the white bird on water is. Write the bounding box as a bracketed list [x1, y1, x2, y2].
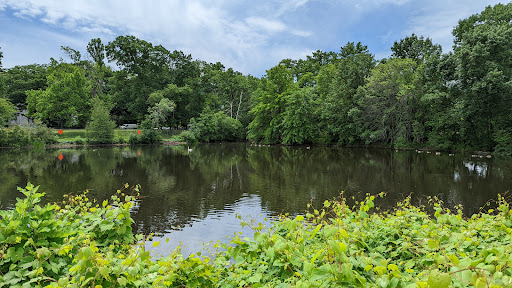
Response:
[188, 146, 192, 152]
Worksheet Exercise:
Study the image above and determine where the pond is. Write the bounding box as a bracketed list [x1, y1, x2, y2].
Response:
[1, 144, 511, 256]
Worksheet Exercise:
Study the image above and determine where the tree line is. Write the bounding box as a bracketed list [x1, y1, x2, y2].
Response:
[1, 3, 511, 153]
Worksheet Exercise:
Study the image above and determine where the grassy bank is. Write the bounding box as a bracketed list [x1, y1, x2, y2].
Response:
[54, 129, 176, 144]
[1, 185, 512, 287]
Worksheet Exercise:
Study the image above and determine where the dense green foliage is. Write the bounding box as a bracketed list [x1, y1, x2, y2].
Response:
[86, 99, 116, 144]
[2, 184, 512, 287]
[187, 109, 245, 142]
[26, 60, 92, 128]
[128, 119, 161, 145]
[0, 98, 16, 126]
[0, 64, 48, 108]
[0, 125, 56, 147]
[1, 3, 511, 152]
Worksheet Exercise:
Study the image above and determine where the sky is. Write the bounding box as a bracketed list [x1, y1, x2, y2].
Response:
[0, 0, 506, 77]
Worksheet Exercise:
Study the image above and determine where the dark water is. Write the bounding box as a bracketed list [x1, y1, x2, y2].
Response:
[1, 144, 511, 255]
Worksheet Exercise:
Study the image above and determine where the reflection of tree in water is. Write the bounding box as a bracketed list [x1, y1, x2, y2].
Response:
[1, 145, 511, 236]
[0, 148, 133, 208]
[247, 147, 510, 216]
[130, 144, 250, 235]
[0, 149, 64, 208]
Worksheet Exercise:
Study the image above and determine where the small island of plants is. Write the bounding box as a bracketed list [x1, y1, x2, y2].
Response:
[1, 184, 512, 287]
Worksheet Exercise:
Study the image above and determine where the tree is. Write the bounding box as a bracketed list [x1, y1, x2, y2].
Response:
[26, 60, 92, 127]
[106, 35, 176, 122]
[147, 98, 176, 128]
[359, 58, 420, 147]
[316, 42, 375, 145]
[391, 34, 442, 63]
[87, 38, 105, 67]
[281, 87, 318, 145]
[208, 68, 251, 120]
[0, 98, 16, 126]
[146, 84, 195, 128]
[247, 64, 293, 144]
[61, 46, 82, 64]
[0, 64, 48, 108]
[421, 52, 462, 150]
[188, 110, 244, 142]
[86, 98, 116, 143]
[86, 38, 108, 98]
[453, 3, 512, 152]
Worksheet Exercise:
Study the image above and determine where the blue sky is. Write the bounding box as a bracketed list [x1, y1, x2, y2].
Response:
[0, 0, 505, 77]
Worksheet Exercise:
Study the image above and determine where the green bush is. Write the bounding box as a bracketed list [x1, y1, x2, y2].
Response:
[0, 184, 137, 287]
[178, 130, 197, 143]
[189, 110, 245, 142]
[0, 124, 56, 147]
[0, 126, 30, 147]
[128, 119, 160, 145]
[28, 124, 57, 145]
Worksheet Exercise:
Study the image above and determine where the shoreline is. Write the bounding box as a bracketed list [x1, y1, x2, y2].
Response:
[0, 141, 495, 156]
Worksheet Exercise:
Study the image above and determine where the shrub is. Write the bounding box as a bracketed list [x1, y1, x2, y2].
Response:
[86, 99, 116, 144]
[189, 110, 245, 142]
[178, 130, 197, 143]
[28, 124, 57, 145]
[128, 119, 161, 144]
[0, 125, 30, 147]
[0, 184, 137, 287]
[0, 124, 56, 147]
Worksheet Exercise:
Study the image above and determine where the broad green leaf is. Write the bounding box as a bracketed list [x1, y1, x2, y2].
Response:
[304, 262, 314, 275]
[427, 270, 451, 288]
[427, 239, 438, 249]
[448, 254, 459, 266]
[248, 273, 262, 283]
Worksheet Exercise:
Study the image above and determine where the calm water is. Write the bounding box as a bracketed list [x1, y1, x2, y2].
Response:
[1, 144, 511, 255]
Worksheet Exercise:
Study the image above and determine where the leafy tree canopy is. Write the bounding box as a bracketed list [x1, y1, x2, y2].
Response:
[86, 98, 116, 143]
[0, 97, 16, 126]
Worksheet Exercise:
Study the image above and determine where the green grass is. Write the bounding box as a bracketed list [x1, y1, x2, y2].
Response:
[53, 129, 177, 143]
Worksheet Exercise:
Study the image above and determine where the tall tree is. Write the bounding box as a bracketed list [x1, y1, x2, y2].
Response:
[317, 42, 375, 144]
[281, 87, 318, 145]
[106, 35, 176, 122]
[0, 98, 16, 126]
[86, 98, 116, 143]
[26, 60, 92, 127]
[87, 38, 105, 68]
[0, 64, 48, 108]
[248, 64, 294, 144]
[86, 38, 108, 98]
[453, 3, 512, 152]
[359, 58, 420, 146]
[391, 34, 442, 63]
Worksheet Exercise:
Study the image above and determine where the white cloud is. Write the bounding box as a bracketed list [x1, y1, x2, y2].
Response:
[401, 0, 504, 52]
[246, 17, 287, 33]
[0, 0, 505, 75]
[276, 0, 310, 15]
[291, 29, 313, 37]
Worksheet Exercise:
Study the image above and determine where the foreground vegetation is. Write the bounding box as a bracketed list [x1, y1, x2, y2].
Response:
[1, 3, 512, 153]
[1, 184, 512, 287]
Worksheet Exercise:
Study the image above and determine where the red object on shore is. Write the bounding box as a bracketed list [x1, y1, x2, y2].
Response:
[137, 130, 141, 134]
[58, 129, 63, 134]
[58, 154, 64, 161]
